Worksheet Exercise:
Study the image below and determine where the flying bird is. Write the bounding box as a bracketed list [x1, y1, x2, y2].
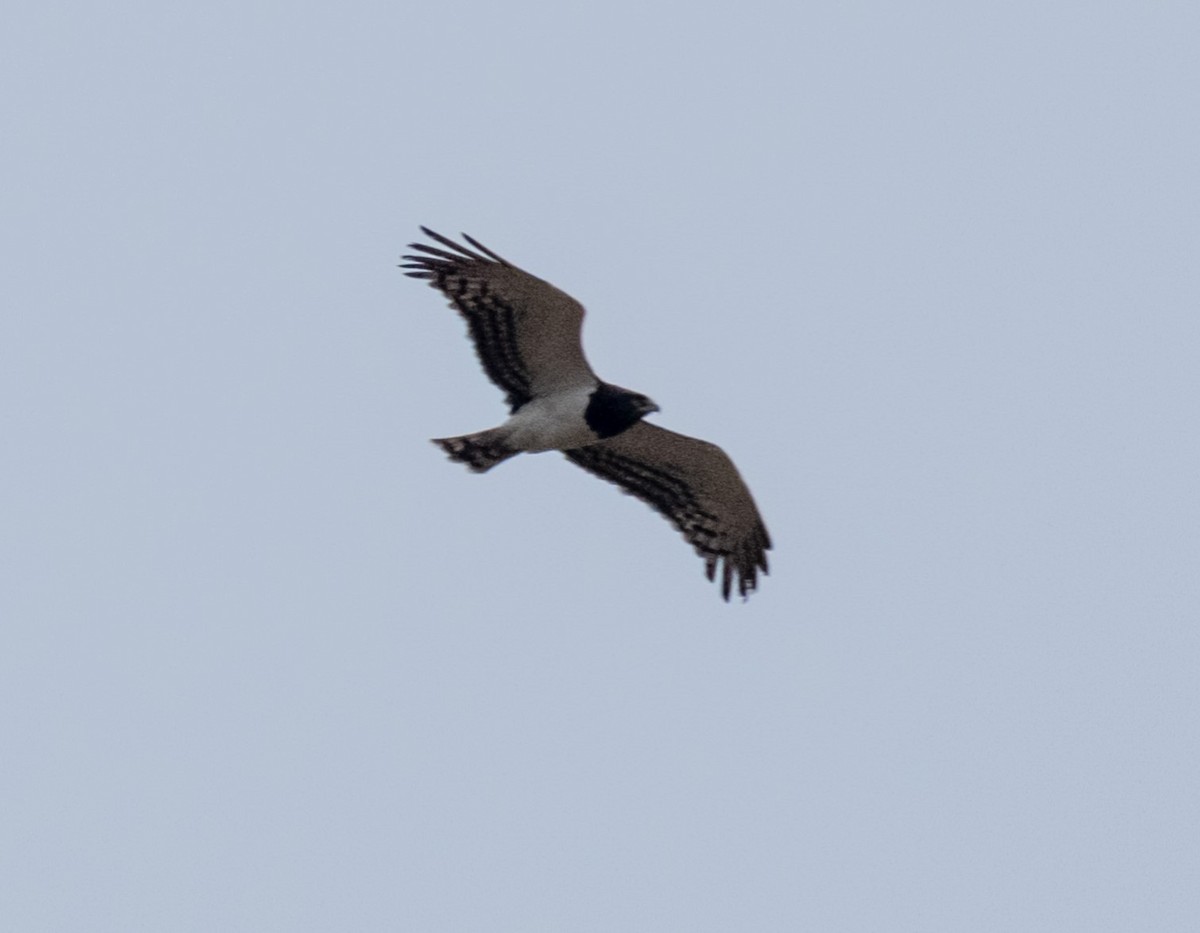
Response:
[401, 228, 771, 600]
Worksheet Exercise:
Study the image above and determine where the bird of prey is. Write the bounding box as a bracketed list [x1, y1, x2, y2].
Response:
[401, 227, 771, 600]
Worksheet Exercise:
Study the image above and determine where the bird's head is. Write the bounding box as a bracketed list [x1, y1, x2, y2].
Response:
[631, 393, 660, 417]
[585, 383, 660, 438]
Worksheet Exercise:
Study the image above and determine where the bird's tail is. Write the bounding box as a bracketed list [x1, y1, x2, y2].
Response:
[432, 429, 520, 473]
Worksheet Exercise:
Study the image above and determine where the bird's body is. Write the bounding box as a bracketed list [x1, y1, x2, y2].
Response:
[453, 380, 657, 457]
[402, 227, 771, 600]
[500, 385, 603, 452]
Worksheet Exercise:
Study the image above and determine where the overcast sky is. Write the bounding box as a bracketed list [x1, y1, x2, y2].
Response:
[3, 2, 1198, 930]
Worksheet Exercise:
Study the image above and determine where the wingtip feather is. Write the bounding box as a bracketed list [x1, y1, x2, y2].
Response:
[415, 227, 490, 262]
[460, 232, 510, 265]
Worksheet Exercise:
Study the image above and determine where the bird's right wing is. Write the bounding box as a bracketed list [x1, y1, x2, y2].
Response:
[402, 228, 597, 412]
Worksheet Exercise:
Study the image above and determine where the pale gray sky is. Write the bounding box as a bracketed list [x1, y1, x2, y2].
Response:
[3, 2, 1198, 930]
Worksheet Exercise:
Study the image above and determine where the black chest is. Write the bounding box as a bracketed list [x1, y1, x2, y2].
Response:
[583, 383, 648, 439]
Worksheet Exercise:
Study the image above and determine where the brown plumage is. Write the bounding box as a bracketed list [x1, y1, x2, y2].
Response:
[402, 228, 772, 601]
[402, 227, 594, 412]
[564, 423, 771, 601]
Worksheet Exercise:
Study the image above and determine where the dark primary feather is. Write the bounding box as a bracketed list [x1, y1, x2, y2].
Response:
[401, 228, 595, 412]
[565, 422, 771, 601]
[405, 227, 773, 601]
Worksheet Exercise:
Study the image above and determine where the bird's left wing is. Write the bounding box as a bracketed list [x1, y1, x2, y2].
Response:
[402, 228, 596, 412]
[564, 422, 771, 600]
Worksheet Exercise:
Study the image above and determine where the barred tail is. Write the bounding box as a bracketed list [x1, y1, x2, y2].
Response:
[432, 429, 520, 473]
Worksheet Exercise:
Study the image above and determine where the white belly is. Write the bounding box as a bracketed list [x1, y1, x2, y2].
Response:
[503, 387, 599, 452]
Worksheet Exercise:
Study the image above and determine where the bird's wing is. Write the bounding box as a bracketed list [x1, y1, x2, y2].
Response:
[402, 228, 596, 411]
[564, 422, 771, 600]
